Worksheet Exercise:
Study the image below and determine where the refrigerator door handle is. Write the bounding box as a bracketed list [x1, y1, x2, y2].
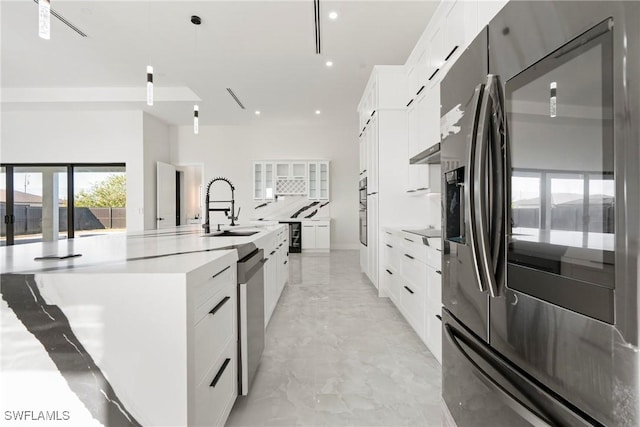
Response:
[444, 323, 552, 427]
[474, 75, 502, 297]
[488, 75, 506, 292]
[466, 82, 487, 293]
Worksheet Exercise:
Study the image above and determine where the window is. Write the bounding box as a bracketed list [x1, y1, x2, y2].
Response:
[0, 163, 126, 246]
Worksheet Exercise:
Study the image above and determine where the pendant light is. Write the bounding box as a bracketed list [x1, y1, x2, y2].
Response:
[194, 105, 199, 134]
[39, 0, 51, 39]
[146, 65, 154, 106]
[191, 15, 202, 134]
[146, 0, 154, 106]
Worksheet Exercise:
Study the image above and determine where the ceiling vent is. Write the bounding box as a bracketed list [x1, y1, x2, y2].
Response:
[226, 88, 246, 110]
[33, 0, 88, 37]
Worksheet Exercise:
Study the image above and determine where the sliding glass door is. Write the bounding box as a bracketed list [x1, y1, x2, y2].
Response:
[1, 163, 125, 246]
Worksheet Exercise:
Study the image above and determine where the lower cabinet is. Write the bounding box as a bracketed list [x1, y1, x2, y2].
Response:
[301, 220, 331, 251]
[264, 225, 289, 326]
[381, 228, 442, 363]
[189, 255, 238, 426]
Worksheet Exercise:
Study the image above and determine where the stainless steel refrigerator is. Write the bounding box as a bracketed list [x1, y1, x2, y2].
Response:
[440, 2, 639, 425]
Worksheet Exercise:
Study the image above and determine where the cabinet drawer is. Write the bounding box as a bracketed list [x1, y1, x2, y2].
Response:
[193, 264, 234, 320]
[426, 246, 441, 270]
[382, 267, 400, 305]
[401, 235, 427, 264]
[383, 242, 401, 272]
[402, 253, 427, 290]
[194, 287, 236, 382]
[426, 267, 442, 305]
[400, 281, 425, 338]
[195, 340, 237, 427]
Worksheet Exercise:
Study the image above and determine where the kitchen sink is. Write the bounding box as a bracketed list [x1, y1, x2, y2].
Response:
[206, 230, 260, 237]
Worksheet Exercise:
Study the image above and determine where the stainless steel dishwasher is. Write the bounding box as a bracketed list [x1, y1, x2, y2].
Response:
[236, 247, 265, 395]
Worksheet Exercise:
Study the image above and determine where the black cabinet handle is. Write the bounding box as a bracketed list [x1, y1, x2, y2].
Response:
[385, 231, 392, 235]
[366, 119, 371, 125]
[270, 250, 276, 255]
[404, 286, 414, 294]
[436, 248, 442, 252]
[386, 244, 393, 248]
[362, 126, 366, 132]
[359, 133, 363, 138]
[209, 296, 231, 316]
[210, 358, 231, 388]
[404, 238, 414, 243]
[404, 254, 415, 260]
[436, 270, 442, 275]
[371, 110, 376, 117]
[428, 68, 440, 81]
[212, 265, 231, 279]
[406, 99, 414, 107]
[386, 269, 393, 275]
[416, 85, 425, 96]
[407, 189, 417, 193]
[436, 314, 442, 321]
[416, 187, 428, 191]
[445, 45, 459, 61]
[284, 260, 288, 265]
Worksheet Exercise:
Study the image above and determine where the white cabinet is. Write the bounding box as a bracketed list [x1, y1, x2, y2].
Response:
[190, 256, 239, 426]
[253, 162, 274, 200]
[264, 226, 289, 326]
[366, 194, 379, 287]
[380, 228, 442, 363]
[301, 220, 330, 251]
[308, 161, 330, 200]
[406, 84, 440, 193]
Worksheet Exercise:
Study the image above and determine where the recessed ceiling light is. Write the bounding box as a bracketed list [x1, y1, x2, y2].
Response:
[315, 110, 321, 115]
[326, 61, 333, 67]
[255, 110, 261, 115]
[329, 11, 338, 20]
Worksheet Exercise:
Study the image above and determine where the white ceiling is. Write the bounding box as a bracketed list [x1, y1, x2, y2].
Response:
[1, 0, 438, 126]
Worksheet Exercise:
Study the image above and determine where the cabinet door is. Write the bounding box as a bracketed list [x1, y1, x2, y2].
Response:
[407, 95, 422, 158]
[264, 163, 274, 200]
[276, 163, 290, 179]
[291, 162, 306, 178]
[425, 267, 442, 363]
[308, 162, 318, 199]
[422, 85, 441, 150]
[407, 164, 430, 192]
[253, 162, 264, 200]
[316, 224, 330, 249]
[301, 224, 315, 249]
[319, 162, 329, 200]
[368, 117, 379, 193]
[426, 25, 444, 86]
[443, 0, 467, 67]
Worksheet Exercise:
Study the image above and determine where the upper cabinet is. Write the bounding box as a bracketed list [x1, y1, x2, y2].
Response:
[308, 161, 330, 200]
[254, 160, 329, 200]
[253, 162, 275, 200]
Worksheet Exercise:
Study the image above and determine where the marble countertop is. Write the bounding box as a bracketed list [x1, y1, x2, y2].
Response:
[382, 225, 442, 248]
[1, 223, 285, 275]
[0, 224, 285, 426]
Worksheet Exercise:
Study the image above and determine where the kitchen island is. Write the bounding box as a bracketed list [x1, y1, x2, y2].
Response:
[0, 224, 287, 427]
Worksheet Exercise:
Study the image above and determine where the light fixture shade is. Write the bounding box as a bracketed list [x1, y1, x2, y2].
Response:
[550, 81, 557, 118]
[39, 0, 51, 40]
[146, 65, 154, 106]
[193, 105, 199, 134]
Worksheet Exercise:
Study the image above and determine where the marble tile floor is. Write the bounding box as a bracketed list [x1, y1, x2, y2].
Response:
[226, 250, 443, 427]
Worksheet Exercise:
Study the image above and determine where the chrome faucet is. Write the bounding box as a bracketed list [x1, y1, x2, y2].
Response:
[203, 177, 240, 234]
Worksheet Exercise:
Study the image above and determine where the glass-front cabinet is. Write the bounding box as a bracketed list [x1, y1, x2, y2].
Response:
[308, 161, 330, 200]
[253, 162, 274, 200]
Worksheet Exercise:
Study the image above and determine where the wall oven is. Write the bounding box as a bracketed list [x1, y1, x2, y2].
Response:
[359, 177, 367, 246]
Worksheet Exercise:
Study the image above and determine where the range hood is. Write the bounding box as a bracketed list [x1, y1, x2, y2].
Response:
[409, 142, 440, 164]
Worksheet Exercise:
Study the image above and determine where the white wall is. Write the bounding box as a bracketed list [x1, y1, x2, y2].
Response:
[142, 113, 171, 230]
[169, 124, 359, 249]
[1, 110, 146, 231]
